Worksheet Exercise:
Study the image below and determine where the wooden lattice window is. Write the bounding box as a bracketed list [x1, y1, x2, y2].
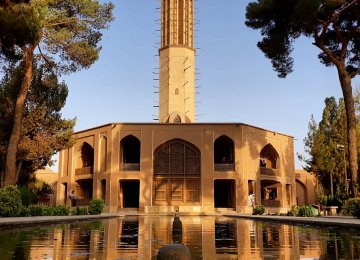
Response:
[186, 179, 200, 202]
[171, 179, 183, 201]
[154, 179, 167, 201]
[153, 139, 201, 204]
[154, 139, 200, 175]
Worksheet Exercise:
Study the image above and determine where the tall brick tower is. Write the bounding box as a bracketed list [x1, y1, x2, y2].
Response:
[158, 0, 195, 123]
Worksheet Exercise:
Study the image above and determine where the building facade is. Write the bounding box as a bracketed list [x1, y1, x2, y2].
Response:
[56, 0, 297, 213]
[56, 123, 296, 213]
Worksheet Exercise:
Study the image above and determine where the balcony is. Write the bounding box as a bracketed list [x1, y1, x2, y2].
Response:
[75, 166, 93, 176]
[214, 163, 235, 172]
[261, 199, 281, 208]
[260, 167, 279, 176]
[121, 163, 140, 171]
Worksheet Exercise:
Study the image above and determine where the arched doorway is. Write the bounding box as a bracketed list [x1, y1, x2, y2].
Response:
[120, 180, 140, 208]
[214, 179, 236, 209]
[153, 139, 201, 205]
[296, 180, 308, 205]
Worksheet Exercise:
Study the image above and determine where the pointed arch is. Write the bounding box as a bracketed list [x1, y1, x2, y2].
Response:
[214, 135, 235, 164]
[120, 135, 141, 171]
[75, 142, 94, 175]
[154, 138, 200, 175]
[260, 144, 279, 169]
[173, 114, 181, 123]
[214, 135, 235, 172]
[153, 138, 201, 205]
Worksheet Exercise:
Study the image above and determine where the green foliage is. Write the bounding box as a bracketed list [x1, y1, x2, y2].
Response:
[28, 204, 50, 216]
[0, 0, 113, 186]
[71, 207, 88, 216]
[327, 195, 342, 207]
[0, 185, 22, 217]
[19, 206, 31, 217]
[88, 199, 105, 215]
[0, 0, 114, 71]
[18, 186, 37, 207]
[53, 205, 69, 216]
[0, 63, 75, 180]
[252, 204, 265, 215]
[299, 97, 350, 196]
[246, 0, 360, 195]
[245, 0, 360, 78]
[318, 195, 328, 207]
[345, 198, 360, 218]
[287, 205, 298, 216]
[297, 205, 314, 217]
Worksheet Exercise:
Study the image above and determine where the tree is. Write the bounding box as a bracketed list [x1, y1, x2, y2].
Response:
[300, 97, 348, 196]
[246, 0, 360, 195]
[0, 0, 114, 185]
[0, 63, 75, 186]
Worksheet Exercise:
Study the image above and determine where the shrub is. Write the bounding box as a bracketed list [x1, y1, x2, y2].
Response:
[345, 198, 360, 218]
[19, 206, 31, 217]
[327, 195, 342, 207]
[252, 204, 265, 215]
[71, 207, 89, 215]
[0, 186, 23, 217]
[18, 186, 37, 207]
[287, 205, 298, 216]
[318, 195, 327, 207]
[28, 204, 54, 216]
[53, 205, 69, 216]
[88, 199, 105, 215]
[297, 205, 314, 217]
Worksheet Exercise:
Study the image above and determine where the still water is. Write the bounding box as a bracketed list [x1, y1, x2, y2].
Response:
[1, 216, 360, 259]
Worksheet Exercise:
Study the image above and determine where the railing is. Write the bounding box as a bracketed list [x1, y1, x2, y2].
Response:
[121, 163, 140, 171]
[261, 199, 281, 208]
[214, 163, 235, 172]
[75, 166, 93, 176]
[260, 167, 279, 176]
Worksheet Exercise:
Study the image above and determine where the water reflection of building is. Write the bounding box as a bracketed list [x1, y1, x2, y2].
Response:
[23, 217, 360, 259]
[56, 0, 297, 214]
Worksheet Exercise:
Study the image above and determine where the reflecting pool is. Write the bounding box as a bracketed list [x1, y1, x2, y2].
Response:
[1, 216, 360, 259]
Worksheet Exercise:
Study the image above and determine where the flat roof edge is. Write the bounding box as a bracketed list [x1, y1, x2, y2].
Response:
[74, 122, 294, 138]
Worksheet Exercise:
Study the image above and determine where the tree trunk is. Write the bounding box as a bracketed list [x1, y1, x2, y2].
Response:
[337, 65, 358, 197]
[4, 47, 34, 186]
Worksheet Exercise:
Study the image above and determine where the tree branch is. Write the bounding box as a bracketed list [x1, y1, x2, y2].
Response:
[332, 0, 359, 20]
[37, 44, 55, 69]
[45, 17, 94, 28]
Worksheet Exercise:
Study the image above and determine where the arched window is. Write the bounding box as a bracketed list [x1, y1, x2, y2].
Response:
[153, 139, 201, 205]
[120, 135, 140, 171]
[214, 135, 235, 171]
[154, 139, 200, 175]
[80, 142, 94, 168]
[260, 144, 279, 169]
[75, 142, 94, 175]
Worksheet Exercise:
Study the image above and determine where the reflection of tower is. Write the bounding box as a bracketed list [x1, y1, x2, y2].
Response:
[159, 0, 195, 123]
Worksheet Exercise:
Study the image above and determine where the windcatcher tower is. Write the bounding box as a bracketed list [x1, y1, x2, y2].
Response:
[158, 0, 195, 123]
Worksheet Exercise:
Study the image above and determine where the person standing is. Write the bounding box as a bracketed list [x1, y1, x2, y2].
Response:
[69, 190, 77, 207]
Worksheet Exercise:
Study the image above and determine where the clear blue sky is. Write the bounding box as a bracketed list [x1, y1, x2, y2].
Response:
[60, 0, 360, 170]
